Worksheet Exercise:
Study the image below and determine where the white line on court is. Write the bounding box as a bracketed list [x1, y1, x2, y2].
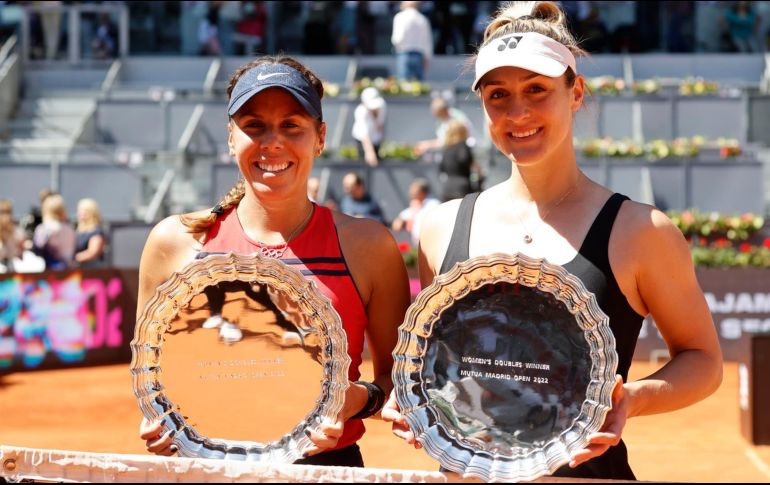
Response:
[745, 447, 770, 480]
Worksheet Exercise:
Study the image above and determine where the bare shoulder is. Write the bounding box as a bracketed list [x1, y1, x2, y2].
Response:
[615, 200, 683, 247]
[331, 210, 407, 303]
[145, 214, 202, 254]
[612, 200, 691, 279]
[138, 213, 206, 309]
[332, 210, 395, 248]
[419, 198, 463, 274]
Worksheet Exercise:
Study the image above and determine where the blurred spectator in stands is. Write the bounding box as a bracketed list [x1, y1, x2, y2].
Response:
[336, 1, 358, 54]
[0, 199, 26, 273]
[74, 198, 107, 269]
[198, 3, 222, 56]
[414, 97, 475, 157]
[391, 178, 440, 245]
[91, 13, 118, 59]
[470, 1, 494, 47]
[36, 0, 62, 60]
[352, 87, 387, 167]
[32, 194, 75, 271]
[665, 1, 694, 52]
[234, 1, 267, 55]
[434, 2, 476, 54]
[340, 172, 385, 224]
[723, 1, 760, 52]
[356, 1, 377, 54]
[20, 188, 55, 241]
[391, 1, 433, 81]
[304, 1, 335, 54]
[575, 2, 608, 53]
[439, 119, 478, 202]
[308, 176, 338, 211]
[217, 0, 241, 56]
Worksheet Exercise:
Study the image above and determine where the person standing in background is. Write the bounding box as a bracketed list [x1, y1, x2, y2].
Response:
[414, 97, 475, 156]
[32, 194, 75, 271]
[36, 0, 62, 60]
[352, 87, 387, 167]
[74, 198, 107, 269]
[391, 1, 433, 81]
[0, 200, 26, 273]
[439, 119, 478, 201]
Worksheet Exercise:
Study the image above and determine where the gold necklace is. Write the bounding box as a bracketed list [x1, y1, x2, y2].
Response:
[516, 179, 580, 244]
[256, 204, 314, 258]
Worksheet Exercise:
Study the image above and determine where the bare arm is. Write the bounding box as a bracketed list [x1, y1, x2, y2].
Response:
[306, 213, 410, 454]
[572, 204, 722, 467]
[338, 214, 409, 402]
[136, 214, 201, 455]
[622, 208, 722, 417]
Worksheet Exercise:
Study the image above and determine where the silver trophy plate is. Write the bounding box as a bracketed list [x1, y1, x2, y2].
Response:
[393, 253, 618, 482]
[130, 253, 350, 462]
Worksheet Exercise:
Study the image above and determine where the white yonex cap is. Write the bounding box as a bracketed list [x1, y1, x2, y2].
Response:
[472, 32, 577, 91]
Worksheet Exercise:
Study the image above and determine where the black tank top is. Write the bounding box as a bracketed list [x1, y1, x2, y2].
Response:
[440, 192, 642, 480]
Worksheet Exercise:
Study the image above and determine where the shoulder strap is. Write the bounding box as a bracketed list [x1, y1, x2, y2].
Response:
[578, 193, 629, 273]
[439, 192, 479, 274]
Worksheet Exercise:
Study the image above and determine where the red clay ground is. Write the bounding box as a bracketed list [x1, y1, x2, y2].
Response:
[1, 360, 769, 482]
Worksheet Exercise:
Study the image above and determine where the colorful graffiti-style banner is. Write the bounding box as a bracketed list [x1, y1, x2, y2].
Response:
[0, 268, 137, 372]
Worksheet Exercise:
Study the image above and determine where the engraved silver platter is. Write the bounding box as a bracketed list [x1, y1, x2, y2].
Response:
[393, 253, 618, 482]
[130, 253, 350, 462]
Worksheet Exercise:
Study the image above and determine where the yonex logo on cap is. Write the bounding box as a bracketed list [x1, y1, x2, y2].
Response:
[472, 32, 577, 91]
[497, 35, 524, 52]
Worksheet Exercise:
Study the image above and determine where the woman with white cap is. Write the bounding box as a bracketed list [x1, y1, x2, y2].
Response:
[383, 2, 722, 479]
[351, 86, 387, 167]
[138, 55, 410, 467]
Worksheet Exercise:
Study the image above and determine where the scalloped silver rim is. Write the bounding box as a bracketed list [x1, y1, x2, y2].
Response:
[393, 253, 618, 482]
[129, 252, 350, 462]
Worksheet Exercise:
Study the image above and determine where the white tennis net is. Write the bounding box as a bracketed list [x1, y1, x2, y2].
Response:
[0, 446, 467, 483]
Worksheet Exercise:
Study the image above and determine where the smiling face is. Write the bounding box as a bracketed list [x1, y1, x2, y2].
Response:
[228, 88, 326, 200]
[479, 66, 584, 167]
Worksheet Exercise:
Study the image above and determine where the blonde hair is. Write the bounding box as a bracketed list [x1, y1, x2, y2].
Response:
[443, 119, 469, 146]
[181, 55, 325, 234]
[476, 1, 587, 87]
[76, 198, 102, 232]
[0, 199, 15, 243]
[41, 194, 68, 223]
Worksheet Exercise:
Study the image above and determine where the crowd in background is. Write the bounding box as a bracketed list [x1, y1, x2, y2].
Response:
[1, 1, 769, 60]
[0, 191, 108, 274]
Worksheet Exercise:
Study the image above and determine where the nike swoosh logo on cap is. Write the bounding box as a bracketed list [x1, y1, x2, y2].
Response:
[257, 72, 285, 81]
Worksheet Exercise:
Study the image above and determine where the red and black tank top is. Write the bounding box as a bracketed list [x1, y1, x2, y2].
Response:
[199, 203, 368, 450]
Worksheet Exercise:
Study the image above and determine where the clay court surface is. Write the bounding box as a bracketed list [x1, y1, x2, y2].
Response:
[1, 360, 769, 483]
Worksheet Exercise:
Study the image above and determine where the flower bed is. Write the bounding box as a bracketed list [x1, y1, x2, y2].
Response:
[398, 211, 770, 269]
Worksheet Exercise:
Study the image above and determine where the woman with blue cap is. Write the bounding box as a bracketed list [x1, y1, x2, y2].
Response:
[138, 55, 410, 467]
[383, 1, 722, 479]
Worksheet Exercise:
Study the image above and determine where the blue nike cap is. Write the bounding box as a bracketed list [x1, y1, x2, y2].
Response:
[227, 63, 323, 120]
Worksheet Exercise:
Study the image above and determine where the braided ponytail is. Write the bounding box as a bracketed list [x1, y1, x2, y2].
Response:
[180, 179, 246, 233]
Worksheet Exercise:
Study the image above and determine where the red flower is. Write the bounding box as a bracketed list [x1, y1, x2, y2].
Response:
[398, 242, 412, 253]
[763, 238, 770, 249]
[740, 243, 752, 253]
[714, 238, 730, 248]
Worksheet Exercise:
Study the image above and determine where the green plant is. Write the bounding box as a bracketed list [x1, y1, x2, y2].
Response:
[679, 77, 719, 96]
[667, 210, 764, 242]
[351, 77, 431, 97]
[691, 244, 770, 268]
[378, 142, 419, 161]
[398, 242, 417, 268]
[338, 144, 359, 160]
